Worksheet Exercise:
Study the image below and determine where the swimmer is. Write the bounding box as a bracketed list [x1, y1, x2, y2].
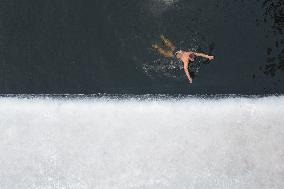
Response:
[151, 35, 214, 84]
[175, 50, 214, 84]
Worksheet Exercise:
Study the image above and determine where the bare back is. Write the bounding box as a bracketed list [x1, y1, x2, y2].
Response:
[180, 52, 195, 65]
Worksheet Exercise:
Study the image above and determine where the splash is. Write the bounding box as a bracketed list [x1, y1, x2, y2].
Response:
[143, 35, 181, 80]
[145, 0, 180, 16]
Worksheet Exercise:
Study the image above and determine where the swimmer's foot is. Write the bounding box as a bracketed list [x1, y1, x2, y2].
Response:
[152, 44, 159, 49]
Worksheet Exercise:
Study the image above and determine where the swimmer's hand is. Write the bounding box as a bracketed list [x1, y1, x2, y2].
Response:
[208, 56, 214, 61]
[189, 78, 193, 84]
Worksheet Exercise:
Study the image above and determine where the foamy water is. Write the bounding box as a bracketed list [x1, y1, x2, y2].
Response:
[0, 96, 284, 189]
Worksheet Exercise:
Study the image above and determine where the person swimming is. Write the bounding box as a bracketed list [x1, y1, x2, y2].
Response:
[152, 35, 214, 84]
[175, 50, 214, 83]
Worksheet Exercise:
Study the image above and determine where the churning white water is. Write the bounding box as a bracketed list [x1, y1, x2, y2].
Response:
[0, 96, 284, 189]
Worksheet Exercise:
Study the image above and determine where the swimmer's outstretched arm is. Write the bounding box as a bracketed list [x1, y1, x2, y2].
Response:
[194, 52, 214, 60]
[183, 61, 192, 83]
[184, 67, 192, 84]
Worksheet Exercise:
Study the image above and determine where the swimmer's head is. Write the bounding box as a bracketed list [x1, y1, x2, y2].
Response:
[189, 53, 195, 59]
[175, 50, 183, 59]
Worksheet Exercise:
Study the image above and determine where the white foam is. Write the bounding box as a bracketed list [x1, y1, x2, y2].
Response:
[145, 0, 179, 16]
[0, 96, 284, 189]
[154, 0, 178, 5]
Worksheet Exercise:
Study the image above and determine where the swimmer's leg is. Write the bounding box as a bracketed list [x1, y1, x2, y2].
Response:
[152, 44, 174, 58]
[160, 35, 176, 51]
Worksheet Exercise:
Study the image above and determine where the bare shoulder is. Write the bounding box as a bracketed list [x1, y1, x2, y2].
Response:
[184, 51, 191, 56]
[188, 51, 196, 55]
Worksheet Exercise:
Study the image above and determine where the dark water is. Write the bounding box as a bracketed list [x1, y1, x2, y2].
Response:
[0, 0, 283, 94]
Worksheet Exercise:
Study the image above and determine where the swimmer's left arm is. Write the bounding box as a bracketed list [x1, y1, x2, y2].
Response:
[184, 68, 192, 84]
[183, 61, 192, 84]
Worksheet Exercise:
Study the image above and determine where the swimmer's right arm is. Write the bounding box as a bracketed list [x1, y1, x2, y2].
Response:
[194, 52, 214, 60]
